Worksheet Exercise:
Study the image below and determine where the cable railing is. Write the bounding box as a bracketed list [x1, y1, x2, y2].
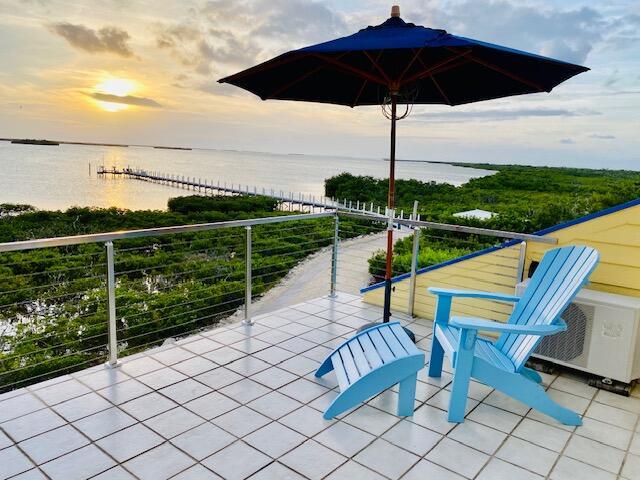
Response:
[0, 212, 346, 391]
[0, 206, 556, 391]
[345, 205, 556, 320]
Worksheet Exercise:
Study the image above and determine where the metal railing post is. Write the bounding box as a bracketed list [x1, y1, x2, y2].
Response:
[105, 241, 119, 367]
[407, 201, 420, 317]
[516, 241, 527, 282]
[243, 226, 253, 326]
[330, 214, 339, 297]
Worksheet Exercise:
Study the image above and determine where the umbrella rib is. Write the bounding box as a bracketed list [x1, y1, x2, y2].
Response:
[396, 48, 424, 84]
[401, 49, 472, 85]
[415, 53, 452, 105]
[462, 52, 547, 92]
[264, 53, 348, 99]
[219, 53, 302, 83]
[311, 53, 388, 86]
[430, 75, 451, 105]
[363, 51, 391, 84]
[351, 79, 368, 107]
[352, 50, 384, 107]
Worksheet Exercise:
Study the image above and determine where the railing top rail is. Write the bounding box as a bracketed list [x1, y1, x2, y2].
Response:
[0, 212, 335, 253]
[339, 211, 557, 245]
[0, 207, 556, 253]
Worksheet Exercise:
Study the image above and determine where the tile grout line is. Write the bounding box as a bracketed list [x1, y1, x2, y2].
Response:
[26, 386, 139, 480]
[2, 298, 635, 480]
[618, 400, 640, 480]
[546, 387, 597, 479]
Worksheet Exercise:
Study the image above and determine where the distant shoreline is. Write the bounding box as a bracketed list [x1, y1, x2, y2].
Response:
[0, 137, 193, 150]
[9, 139, 59, 146]
[153, 146, 192, 151]
[2, 137, 636, 174]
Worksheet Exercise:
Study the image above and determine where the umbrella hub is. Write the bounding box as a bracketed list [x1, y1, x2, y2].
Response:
[391, 5, 401, 17]
[382, 84, 417, 120]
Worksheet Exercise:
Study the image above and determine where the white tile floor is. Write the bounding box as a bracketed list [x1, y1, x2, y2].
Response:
[1, 292, 639, 480]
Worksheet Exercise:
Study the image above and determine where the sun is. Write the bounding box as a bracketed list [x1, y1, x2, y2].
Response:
[93, 78, 137, 112]
[96, 79, 136, 97]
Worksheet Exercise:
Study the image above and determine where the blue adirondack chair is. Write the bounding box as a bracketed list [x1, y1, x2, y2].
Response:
[315, 322, 424, 419]
[428, 245, 599, 425]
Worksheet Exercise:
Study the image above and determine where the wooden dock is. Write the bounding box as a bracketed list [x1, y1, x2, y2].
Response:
[96, 166, 396, 215]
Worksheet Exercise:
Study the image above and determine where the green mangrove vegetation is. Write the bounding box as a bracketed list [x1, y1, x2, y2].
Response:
[0, 195, 373, 391]
[325, 165, 640, 279]
[3, 163, 638, 390]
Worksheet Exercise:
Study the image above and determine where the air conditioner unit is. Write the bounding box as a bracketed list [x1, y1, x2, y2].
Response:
[516, 280, 640, 388]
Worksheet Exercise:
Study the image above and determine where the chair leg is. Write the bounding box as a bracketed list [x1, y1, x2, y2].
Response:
[428, 334, 444, 378]
[522, 367, 543, 384]
[315, 354, 334, 378]
[397, 372, 418, 416]
[448, 345, 474, 423]
[494, 373, 582, 426]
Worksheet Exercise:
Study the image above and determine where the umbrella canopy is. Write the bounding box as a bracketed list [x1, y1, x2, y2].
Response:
[219, 13, 588, 107]
[219, 6, 588, 326]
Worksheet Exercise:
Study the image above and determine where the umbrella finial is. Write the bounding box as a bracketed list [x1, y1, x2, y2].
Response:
[390, 5, 400, 17]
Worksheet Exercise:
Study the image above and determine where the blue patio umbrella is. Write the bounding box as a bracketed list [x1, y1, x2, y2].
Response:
[219, 6, 588, 327]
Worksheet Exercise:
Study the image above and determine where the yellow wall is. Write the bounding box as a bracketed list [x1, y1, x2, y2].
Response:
[362, 202, 640, 320]
[526, 203, 640, 298]
[363, 243, 522, 321]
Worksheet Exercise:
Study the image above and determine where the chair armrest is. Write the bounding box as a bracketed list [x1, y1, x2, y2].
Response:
[450, 316, 567, 336]
[428, 287, 520, 303]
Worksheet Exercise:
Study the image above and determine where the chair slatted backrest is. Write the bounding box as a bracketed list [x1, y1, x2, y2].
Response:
[496, 246, 599, 371]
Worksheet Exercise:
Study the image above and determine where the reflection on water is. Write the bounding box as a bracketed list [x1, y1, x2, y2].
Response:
[0, 142, 494, 211]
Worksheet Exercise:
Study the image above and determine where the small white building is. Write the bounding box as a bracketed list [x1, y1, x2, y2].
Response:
[452, 209, 497, 221]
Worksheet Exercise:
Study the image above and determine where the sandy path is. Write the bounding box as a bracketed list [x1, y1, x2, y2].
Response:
[251, 226, 413, 316]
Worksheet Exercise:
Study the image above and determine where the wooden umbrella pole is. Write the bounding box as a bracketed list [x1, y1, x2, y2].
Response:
[383, 93, 398, 323]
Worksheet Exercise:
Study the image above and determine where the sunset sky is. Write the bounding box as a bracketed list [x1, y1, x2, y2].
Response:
[0, 0, 638, 168]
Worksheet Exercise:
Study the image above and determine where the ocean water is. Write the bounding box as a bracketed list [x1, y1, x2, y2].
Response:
[0, 141, 494, 211]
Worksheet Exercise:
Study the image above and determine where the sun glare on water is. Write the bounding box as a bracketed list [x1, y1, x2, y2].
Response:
[94, 78, 137, 112]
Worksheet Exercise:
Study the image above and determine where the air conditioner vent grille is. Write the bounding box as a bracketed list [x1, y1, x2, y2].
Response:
[535, 303, 594, 362]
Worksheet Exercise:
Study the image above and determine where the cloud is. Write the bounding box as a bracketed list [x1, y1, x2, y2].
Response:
[154, 0, 347, 86]
[87, 93, 161, 108]
[409, 108, 601, 123]
[48, 22, 133, 57]
[152, 0, 638, 102]
[155, 23, 256, 76]
[560, 138, 575, 144]
[409, 0, 638, 65]
[155, 0, 640, 103]
[599, 89, 640, 96]
[603, 69, 621, 88]
[588, 133, 616, 140]
[248, 0, 347, 43]
[601, 13, 640, 50]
